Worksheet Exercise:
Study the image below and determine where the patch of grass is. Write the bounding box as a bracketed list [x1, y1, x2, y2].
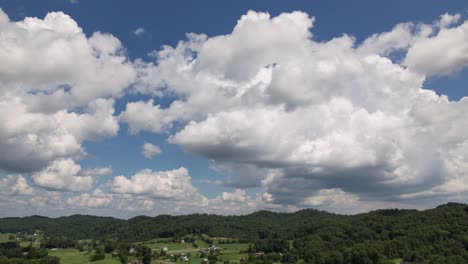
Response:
[48, 249, 119, 264]
[0, 233, 12, 243]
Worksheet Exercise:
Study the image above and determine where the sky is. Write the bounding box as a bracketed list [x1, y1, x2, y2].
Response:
[0, 0, 468, 218]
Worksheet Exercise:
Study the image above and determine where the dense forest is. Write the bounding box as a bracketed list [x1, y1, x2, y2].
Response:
[0, 203, 467, 264]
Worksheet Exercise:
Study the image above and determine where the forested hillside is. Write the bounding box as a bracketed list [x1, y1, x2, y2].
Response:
[0, 203, 467, 263]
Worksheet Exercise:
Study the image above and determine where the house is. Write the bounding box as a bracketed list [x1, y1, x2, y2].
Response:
[180, 255, 189, 262]
[181, 239, 185, 243]
[255, 251, 265, 256]
[198, 248, 209, 254]
[129, 248, 135, 254]
[209, 245, 221, 252]
[202, 258, 209, 264]
[161, 247, 168, 252]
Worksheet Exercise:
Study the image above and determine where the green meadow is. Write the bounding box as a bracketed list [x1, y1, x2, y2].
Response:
[45, 237, 250, 264]
[48, 249, 119, 264]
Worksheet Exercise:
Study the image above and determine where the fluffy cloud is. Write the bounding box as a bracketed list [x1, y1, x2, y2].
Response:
[0, 10, 136, 109]
[2, 9, 468, 216]
[0, 175, 34, 196]
[119, 99, 172, 134]
[0, 9, 136, 173]
[67, 189, 112, 208]
[28, 191, 64, 209]
[0, 97, 120, 172]
[121, 11, 468, 212]
[357, 12, 468, 76]
[404, 17, 468, 75]
[142, 142, 162, 159]
[31, 159, 94, 192]
[110, 167, 201, 201]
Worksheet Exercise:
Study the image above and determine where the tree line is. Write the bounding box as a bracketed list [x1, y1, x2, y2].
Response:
[0, 203, 466, 263]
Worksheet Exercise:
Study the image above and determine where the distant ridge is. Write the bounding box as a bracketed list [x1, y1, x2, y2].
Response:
[0, 203, 466, 242]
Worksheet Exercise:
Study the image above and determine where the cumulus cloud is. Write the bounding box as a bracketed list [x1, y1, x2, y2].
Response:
[67, 189, 112, 208]
[31, 159, 94, 192]
[119, 99, 173, 134]
[404, 16, 468, 75]
[142, 142, 162, 159]
[0, 9, 136, 173]
[2, 9, 468, 216]
[0, 10, 136, 109]
[358, 13, 468, 76]
[120, 11, 468, 212]
[0, 175, 34, 196]
[28, 191, 64, 209]
[110, 167, 201, 201]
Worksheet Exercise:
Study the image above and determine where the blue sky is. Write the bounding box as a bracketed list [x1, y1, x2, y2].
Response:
[0, 1, 468, 218]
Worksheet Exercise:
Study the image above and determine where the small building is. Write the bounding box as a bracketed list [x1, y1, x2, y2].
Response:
[209, 245, 221, 252]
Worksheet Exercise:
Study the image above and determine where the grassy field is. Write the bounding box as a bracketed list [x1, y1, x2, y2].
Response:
[216, 243, 249, 263]
[44, 238, 250, 264]
[0, 232, 42, 247]
[0, 233, 10, 243]
[1, 233, 406, 264]
[134, 238, 249, 264]
[48, 249, 120, 264]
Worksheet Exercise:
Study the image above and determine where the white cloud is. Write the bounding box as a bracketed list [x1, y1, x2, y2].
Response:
[2, 9, 468, 216]
[32, 159, 94, 192]
[0, 10, 137, 109]
[133, 27, 146, 36]
[142, 142, 162, 159]
[0, 9, 138, 173]
[119, 100, 172, 134]
[115, 196, 156, 212]
[28, 191, 64, 209]
[82, 167, 113, 177]
[123, 11, 468, 213]
[0, 97, 119, 172]
[110, 167, 201, 201]
[358, 13, 468, 76]
[404, 14, 468, 75]
[0, 10, 140, 215]
[0, 175, 34, 196]
[439, 13, 461, 28]
[67, 189, 112, 208]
